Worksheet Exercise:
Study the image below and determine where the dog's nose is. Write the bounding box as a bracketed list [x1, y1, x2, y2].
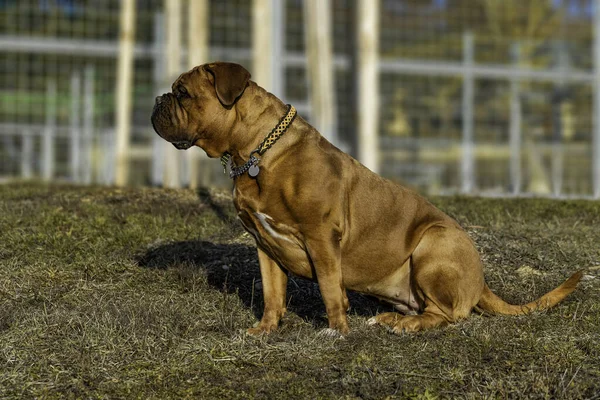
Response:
[155, 96, 163, 105]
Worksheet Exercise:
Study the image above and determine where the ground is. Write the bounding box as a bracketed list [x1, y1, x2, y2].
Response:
[0, 182, 599, 399]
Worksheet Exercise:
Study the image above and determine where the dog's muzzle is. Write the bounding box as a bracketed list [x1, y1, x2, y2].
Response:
[151, 94, 194, 150]
[151, 95, 168, 128]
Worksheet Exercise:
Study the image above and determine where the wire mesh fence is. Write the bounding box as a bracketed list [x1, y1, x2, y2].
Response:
[0, 0, 598, 198]
[377, 0, 597, 197]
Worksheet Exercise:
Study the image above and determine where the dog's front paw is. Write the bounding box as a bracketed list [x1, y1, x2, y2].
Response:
[246, 322, 277, 336]
[318, 328, 346, 339]
[318, 319, 350, 337]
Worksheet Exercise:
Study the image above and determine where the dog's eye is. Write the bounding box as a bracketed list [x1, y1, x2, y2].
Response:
[177, 85, 189, 97]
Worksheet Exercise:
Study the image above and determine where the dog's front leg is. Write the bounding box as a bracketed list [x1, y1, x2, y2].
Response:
[247, 247, 288, 335]
[306, 235, 349, 335]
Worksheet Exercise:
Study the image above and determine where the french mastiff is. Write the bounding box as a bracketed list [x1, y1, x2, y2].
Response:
[151, 62, 582, 335]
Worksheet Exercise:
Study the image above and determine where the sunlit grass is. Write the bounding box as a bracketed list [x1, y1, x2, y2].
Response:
[1, 182, 598, 398]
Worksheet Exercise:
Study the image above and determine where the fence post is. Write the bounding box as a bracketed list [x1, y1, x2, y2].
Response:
[593, 0, 600, 198]
[252, 0, 271, 89]
[509, 43, 522, 195]
[187, 0, 210, 189]
[42, 79, 57, 181]
[70, 71, 81, 183]
[115, 0, 136, 186]
[272, 0, 285, 98]
[252, 0, 285, 97]
[21, 130, 33, 179]
[509, 80, 522, 196]
[101, 129, 116, 185]
[152, 12, 166, 187]
[163, 0, 183, 188]
[304, 0, 337, 144]
[461, 32, 475, 194]
[83, 64, 95, 184]
[356, 0, 379, 173]
[551, 42, 570, 197]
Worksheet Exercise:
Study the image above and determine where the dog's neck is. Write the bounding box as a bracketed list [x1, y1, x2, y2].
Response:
[226, 85, 295, 167]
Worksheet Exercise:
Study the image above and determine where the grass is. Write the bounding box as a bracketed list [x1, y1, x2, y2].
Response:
[1, 182, 599, 399]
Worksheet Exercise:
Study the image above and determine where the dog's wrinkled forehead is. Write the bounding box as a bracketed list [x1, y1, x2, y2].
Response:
[171, 66, 204, 92]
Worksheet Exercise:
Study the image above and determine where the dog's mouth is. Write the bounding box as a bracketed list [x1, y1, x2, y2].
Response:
[171, 140, 193, 150]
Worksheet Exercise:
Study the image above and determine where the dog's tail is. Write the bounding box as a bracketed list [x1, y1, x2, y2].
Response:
[475, 270, 583, 315]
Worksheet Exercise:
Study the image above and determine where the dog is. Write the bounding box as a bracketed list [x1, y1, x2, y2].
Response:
[151, 62, 582, 335]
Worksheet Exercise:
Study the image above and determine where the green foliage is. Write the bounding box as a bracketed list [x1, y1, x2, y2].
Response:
[0, 183, 599, 399]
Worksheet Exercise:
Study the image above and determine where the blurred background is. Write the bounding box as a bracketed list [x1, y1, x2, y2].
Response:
[1, 0, 599, 198]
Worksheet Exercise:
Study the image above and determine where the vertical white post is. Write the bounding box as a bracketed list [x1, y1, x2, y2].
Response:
[594, 0, 600, 198]
[552, 43, 569, 198]
[252, 0, 285, 97]
[188, 1, 209, 67]
[551, 135, 564, 197]
[42, 79, 56, 181]
[101, 129, 116, 185]
[115, 0, 136, 187]
[83, 64, 95, 184]
[163, 0, 182, 188]
[304, 0, 337, 144]
[271, 0, 285, 98]
[509, 43, 522, 195]
[551, 92, 564, 198]
[152, 12, 165, 187]
[252, 0, 271, 89]
[21, 130, 33, 179]
[187, 0, 209, 189]
[70, 71, 81, 182]
[461, 32, 475, 194]
[356, 0, 379, 172]
[509, 79, 522, 196]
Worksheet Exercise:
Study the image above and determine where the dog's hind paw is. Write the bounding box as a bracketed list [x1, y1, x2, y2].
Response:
[318, 328, 345, 339]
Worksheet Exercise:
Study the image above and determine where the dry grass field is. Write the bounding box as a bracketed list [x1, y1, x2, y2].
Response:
[1, 183, 599, 399]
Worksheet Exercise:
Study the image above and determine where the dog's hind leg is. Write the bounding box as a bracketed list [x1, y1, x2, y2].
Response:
[410, 225, 484, 326]
[370, 225, 484, 333]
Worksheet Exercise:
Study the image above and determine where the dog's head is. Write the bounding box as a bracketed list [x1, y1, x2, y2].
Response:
[151, 62, 251, 157]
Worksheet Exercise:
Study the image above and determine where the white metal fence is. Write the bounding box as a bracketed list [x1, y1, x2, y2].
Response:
[1, 0, 599, 198]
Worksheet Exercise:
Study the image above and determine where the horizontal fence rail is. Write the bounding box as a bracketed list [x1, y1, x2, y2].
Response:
[1, 1, 599, 198]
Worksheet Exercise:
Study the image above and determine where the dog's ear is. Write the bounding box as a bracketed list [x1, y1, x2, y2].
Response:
[205, 62, 251, 107]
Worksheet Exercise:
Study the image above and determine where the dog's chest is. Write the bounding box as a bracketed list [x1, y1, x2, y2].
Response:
[232, 183, 294, 244]
[233, 184, 313, 277]
[238, 209, 296, 246]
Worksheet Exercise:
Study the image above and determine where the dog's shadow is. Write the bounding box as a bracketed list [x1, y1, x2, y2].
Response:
[136, 240, 392, 327]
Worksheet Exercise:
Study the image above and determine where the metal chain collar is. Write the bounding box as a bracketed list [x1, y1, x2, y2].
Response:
[220, 104, 297, 179]
[222, 154, 259, 179]
[255, 104, 297, 155]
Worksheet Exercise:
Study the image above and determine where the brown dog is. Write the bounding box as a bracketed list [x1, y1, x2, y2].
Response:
[151, 62, 582, 335]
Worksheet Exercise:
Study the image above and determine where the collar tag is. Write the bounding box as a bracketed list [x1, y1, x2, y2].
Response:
[248, 164, 260, 177]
